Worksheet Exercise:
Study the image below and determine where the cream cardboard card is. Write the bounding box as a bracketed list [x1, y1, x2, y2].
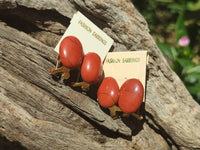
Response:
[103, 51, 148, 97]
[54, 11, 114, 62]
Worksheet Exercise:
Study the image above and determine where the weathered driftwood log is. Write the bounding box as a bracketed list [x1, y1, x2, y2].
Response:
[0, 0, 200, 150]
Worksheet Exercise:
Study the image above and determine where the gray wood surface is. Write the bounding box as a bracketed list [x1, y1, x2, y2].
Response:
[0, 0, 200, 150]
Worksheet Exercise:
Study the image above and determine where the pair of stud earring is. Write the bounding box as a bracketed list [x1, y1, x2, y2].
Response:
[97, 77, 144, 120]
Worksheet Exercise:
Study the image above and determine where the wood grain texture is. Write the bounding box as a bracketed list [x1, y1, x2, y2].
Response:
[0, 0, 200, 150]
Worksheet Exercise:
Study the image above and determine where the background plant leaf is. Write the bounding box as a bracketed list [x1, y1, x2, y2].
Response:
[157, 42, 177, 61]
[175, 14, 188, 40]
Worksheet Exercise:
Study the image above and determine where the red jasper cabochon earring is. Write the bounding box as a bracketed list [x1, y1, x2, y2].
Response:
[97, 77, 119, 108]
[118, 78, 144, 113]
[81, 52, 103, 84]
[59, 36, 84, 69]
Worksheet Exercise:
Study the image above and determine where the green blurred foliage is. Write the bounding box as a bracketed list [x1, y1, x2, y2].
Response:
[132, 0, 200, 103]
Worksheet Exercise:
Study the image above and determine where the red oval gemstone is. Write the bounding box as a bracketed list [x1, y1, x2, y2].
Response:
[81, 52, 103, 84]
[59, 36, 83, 69]
[97, 77, 119, 108]
[118, 79, 144, 113]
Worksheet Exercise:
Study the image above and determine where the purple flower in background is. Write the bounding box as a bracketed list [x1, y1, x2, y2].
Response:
[178, 36, 190, 47]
